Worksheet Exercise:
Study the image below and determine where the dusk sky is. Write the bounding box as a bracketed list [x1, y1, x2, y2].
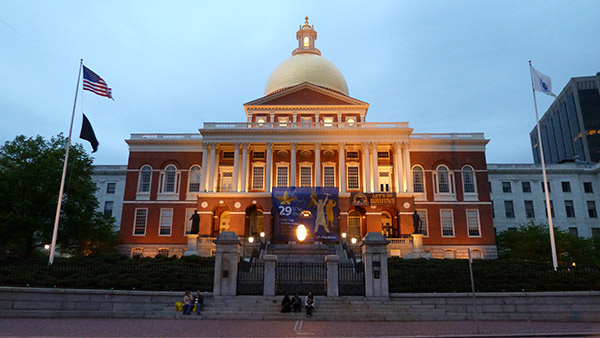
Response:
[1, 1, 599, 165]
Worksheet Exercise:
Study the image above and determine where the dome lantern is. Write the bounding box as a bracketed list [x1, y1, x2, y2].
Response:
[293, 17, 321, 56]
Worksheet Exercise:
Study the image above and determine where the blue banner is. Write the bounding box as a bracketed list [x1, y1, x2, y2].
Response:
[272, 187, 339, 242]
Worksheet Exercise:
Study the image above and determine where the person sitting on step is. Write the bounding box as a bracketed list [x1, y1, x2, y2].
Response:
[281, 294, 291, 313]
[305, 291, 315, 318]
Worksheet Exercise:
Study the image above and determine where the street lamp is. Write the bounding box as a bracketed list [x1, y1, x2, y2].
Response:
[44, 244, 50, 250]
[260, 232, 265, 238]
[341, 232, 347, 239]
[351, 237, 357, 245]
[296, 224, 307, 243]
[248, 236, 254, 244]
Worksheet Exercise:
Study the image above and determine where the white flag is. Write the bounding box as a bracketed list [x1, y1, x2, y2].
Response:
[531, 66, 556, 97]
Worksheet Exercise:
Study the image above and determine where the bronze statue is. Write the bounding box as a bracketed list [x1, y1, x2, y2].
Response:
[189, 210, 200, 234]
[412, 210, 422, 234]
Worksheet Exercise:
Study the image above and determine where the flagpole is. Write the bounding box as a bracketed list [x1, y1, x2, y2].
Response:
[49, 59, 83, 265]
[529, 60, 558, 271]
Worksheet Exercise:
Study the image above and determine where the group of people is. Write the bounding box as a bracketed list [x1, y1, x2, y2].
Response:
[182, 290, 204, 315]
[281, 291, 315, 318]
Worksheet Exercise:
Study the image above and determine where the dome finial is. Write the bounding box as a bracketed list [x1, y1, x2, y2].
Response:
[305, 16, 309, 25]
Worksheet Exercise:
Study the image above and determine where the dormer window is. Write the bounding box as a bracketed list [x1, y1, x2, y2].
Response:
[304, 36, 310, 47]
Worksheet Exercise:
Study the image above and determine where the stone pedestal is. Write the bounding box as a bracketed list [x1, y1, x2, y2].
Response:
[183, 234, 199, 256]
[213, 232, 241, 296]
[361, 232, 390, 298]
[263, 255, 277, 297]
[325, 255, 340, 297]
[405, 234, 432, 259]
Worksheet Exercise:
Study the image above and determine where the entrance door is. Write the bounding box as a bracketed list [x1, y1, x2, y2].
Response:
[219, 168, 233, 192]
[379, 167, 391, 192]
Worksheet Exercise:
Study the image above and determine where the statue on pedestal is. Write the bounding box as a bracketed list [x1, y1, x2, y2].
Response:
[412, 210, 422, 234]
[189, 210, 200, 234]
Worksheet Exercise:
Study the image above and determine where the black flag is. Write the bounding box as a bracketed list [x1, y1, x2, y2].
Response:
[80, 113, 99, 153]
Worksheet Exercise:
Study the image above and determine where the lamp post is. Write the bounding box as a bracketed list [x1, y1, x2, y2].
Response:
[351, 237, 357, 245]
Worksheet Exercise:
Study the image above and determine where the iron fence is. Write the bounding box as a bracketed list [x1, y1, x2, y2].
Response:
[276, 262, 326, 296]
[237, 261, 264, 295]
[338, 262, 365, 296]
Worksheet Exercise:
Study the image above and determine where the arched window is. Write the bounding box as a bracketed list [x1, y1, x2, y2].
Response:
[188, 165, 202, 192]
[443, 249, 456, 260]
[437, 165, 450, 193]
[381, 212, 392, 237]
[219, 211, 230, 234]
[157, 248, 169, 257]
[163, 165, 177, 193]
[303, 36, 310, 47]
[412, 166, 424, 193]
[131, 248, 143, 257]
[471, 249, 483, 260]
[348, 211, 362, 239]
[249, 209, 264, 235]
[138, 165, 152, 193]
[462, 165, 476, 193]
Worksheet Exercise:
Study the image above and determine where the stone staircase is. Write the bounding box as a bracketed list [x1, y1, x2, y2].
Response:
[151, 296, 454, 321]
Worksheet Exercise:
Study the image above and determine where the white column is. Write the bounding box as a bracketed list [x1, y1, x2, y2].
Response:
[372, 142, 379, 192]
[290, 142, 297, 187]
[240, 143, 248, 192]
[232, 143, 240, 192]
[200, 143, 209, 192]
[338, 142, 346, 193]
[315, 142, 321, 187]
[265, 142, 273, 192]
[363, 143, 371, 193]
[403, 143, 412, 192]
[394, 143, 402, 193]
[208, 143, 217, 192]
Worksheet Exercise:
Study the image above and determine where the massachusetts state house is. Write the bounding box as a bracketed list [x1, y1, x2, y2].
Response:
[118, 19, 497, 259]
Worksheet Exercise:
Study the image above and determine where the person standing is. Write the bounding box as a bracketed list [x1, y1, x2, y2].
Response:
[305, 291, 315, 318]
[194, 290, 204, 315]
[182, 291, 194, 315]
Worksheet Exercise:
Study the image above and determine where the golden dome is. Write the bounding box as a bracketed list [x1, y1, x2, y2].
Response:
[264, 53, 349, 96]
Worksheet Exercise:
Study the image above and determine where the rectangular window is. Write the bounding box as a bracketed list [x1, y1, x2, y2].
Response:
[219, 170, 233, 192]
[104, 201, 114, 217]
[440, 209, 454, 237]
[466, 210, 480, 237]
[347, 166, 360, 190]
[569, 227, 579, 237]
[276, 166, 289, 187]
[300, 166, 312, 187]
[222, 151, 234, 159]
[416, 209, 428, 236]
[323, 116, 333, 127]
[488, 181, 492, 193]
[133, 209, 147, 235]
[545, 200, 555, 218]
[524, 200, 535, 218]
[587, 201, 598, 218]
[252, 166, 264, 190]
[159, 209, 173, 236]
[541, 181, 551, 193]
[504, 200, 515, 218]
[106, 182, 116, 194]
[377, 151, 389, 159]
[584, 182, 593, 193]
[278, 116, 289, 127]
[301, 116, 312, 126]
[502, 182, 511, 193]
[253, 151, 265, 159]
[565, 200, 575, 218]
[561, 181, 571, 193]
[346, 151, 359, 159]
[592, 228, 600, 238]
[522, 181, 531, 193]
[323, 165, 336, 188]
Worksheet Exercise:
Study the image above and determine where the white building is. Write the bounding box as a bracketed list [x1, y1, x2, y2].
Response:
[488, 162, 600, 238]
[91, 165, 127, 230]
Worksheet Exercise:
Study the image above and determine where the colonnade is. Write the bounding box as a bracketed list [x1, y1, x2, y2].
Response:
[198, 141, 413, 194]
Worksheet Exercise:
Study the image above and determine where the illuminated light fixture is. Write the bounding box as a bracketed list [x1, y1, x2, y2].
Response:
[572, 262, 576, 267]
[260, 232, 265, 238]
[296, 224, 307, 242]
[301, 210, 312, 217]
[342, 232, 347, 239]
[44, 244, 50, 250]
[248, 236, 254, 244]
[351, 237, 357, 245]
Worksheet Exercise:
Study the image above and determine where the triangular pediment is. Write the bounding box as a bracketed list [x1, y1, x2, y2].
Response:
[244, 82, 368, 107]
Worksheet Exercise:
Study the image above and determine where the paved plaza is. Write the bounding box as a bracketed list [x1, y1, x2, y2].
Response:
[1, 318, 600, 337]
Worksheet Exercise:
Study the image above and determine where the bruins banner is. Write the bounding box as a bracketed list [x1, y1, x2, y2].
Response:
[272, 187, 339, 242]
[351, 192, 396, 206]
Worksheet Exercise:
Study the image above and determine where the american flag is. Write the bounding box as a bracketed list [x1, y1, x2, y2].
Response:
[82, 65, 113, 99]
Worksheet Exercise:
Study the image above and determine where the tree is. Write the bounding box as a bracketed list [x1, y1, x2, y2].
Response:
[496, 221, 599, 266]
[0, 134, 117, 258]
